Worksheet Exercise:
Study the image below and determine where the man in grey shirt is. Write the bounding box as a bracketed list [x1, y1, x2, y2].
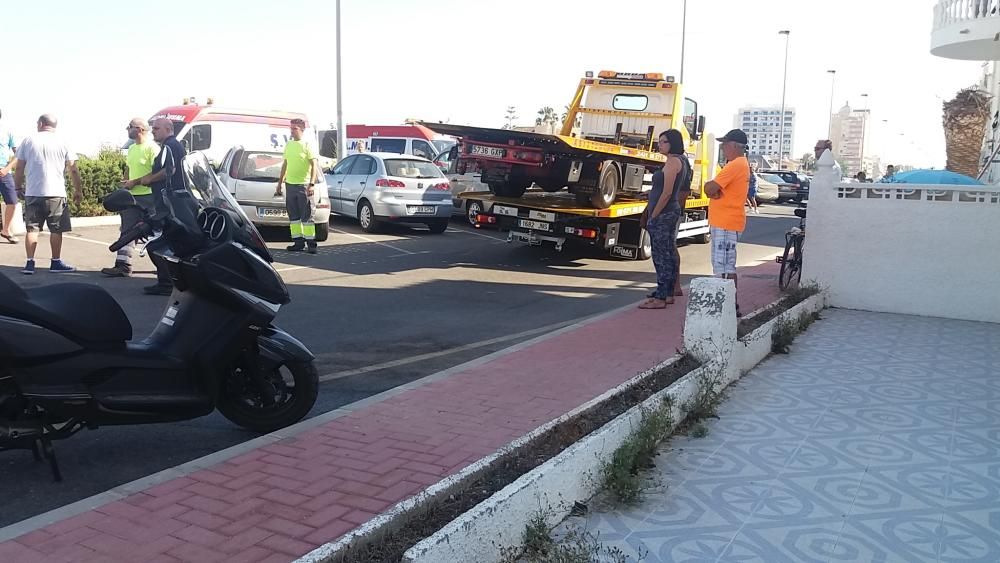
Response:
[13, 114, 84, 274]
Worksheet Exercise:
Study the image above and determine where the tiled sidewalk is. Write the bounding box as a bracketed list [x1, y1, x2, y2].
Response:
[0, 262, 781, 563]
[568, 309, 1000, 563]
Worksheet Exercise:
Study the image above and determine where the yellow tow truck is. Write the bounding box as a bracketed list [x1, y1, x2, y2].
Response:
[422, 70, 717, 259]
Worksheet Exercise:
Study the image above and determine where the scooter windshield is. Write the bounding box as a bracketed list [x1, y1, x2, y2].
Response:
[183, 152, 273, 261]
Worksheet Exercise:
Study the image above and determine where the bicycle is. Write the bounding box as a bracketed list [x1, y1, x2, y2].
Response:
[777, 206, 806, 290]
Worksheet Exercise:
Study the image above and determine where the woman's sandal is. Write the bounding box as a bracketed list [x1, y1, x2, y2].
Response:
[1, 233, 17, 244]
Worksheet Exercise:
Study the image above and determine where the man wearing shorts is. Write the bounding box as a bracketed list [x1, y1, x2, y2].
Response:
[275, 118, 320, 254]
[13, 114, 84, 275]
[0, 111, 19, 244]
[704, 129, 750, 314]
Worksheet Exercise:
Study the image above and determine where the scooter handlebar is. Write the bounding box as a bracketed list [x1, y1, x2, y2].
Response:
[109, 221, 153, 252]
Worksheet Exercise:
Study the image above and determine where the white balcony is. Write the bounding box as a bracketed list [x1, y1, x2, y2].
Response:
[931, 0, 1000, 60]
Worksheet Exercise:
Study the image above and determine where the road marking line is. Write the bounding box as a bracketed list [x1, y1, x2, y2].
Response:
[319, 318, 576, 382]
[49, 233, 113, 247]
[276, 265, 310, 273]
[331, 228, 416, 255]
[446, 227, 507, 242]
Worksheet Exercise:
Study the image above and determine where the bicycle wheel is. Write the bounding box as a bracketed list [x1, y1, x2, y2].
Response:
[793, 235, 804, 285]
[778, 234, 801, 290]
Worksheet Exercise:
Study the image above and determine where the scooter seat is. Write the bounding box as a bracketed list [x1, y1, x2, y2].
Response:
[0, 272, 132, 344]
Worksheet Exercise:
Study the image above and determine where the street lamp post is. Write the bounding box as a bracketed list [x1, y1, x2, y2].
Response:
[858, 93, 869, 176]
[680, 0, 688, 83]
[335, 0, 345, 162]
[778, 30, 791, 170]
[826, 70, 836, 138]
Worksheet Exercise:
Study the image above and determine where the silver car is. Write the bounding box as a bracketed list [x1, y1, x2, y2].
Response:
[327, 152, 452, 234]
[218, 146, 332, 241]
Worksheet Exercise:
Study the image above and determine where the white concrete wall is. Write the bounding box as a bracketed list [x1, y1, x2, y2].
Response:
[803, 152, 1000, 323]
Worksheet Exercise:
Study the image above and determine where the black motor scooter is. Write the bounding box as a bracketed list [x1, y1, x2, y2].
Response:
[0, 152, 319, 480]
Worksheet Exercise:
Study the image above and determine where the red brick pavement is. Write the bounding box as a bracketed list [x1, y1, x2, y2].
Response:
[0, 262, 781, 563]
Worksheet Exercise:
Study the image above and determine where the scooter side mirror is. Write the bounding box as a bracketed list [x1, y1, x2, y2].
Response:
[102, 189, 139, 212]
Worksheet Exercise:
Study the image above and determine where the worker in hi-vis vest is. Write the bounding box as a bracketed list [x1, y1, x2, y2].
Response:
[275, 118, 320, 254]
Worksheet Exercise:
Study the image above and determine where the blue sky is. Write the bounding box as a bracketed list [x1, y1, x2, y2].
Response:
[1, 0, 982, 166]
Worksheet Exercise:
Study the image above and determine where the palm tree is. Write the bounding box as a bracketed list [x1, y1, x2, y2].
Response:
[536, 107, 559, 126]
[504, 106, 518, 130]
[942, 88, 992, 178]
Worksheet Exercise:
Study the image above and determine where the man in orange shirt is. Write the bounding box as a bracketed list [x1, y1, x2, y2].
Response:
[704, 129, 751, 314]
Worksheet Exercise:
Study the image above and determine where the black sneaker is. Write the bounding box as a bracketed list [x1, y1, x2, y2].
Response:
[306, 242, 317, 254]
[286, 240, 305, 252]
[143, 283, 172, 296]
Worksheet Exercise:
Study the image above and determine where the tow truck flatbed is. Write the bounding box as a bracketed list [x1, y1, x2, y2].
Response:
[460, 190, 710, 260]
[459, 190, 648, 218]
[423, 123, 667, 167]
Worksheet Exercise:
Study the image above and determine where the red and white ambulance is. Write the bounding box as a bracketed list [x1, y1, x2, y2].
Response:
[148, 101, 319, 167]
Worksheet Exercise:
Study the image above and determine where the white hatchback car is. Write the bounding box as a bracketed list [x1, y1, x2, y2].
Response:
[326, 153, 453, 234]
[433, 148, 492, 225]
[218, 146, 331, 241]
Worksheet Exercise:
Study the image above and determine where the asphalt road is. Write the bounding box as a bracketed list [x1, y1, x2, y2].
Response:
[0, 204, 797, 526]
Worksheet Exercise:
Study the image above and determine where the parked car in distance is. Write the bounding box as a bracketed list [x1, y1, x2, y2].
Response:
[753, 173, 780, 203]
[434, 148, 493, 225]
[218, 146, 331, 241]
[760, 169, 809, 202]
[326, 153, 453, 234]
[760, 172, 799, 203]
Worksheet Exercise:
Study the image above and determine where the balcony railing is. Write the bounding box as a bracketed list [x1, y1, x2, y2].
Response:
[934, 0, 999, 30]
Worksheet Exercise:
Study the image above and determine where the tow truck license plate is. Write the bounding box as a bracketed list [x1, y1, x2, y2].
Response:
[518, 219, 551, 232]
[471, 145, 506, 158]
[259, 207, 288, 218]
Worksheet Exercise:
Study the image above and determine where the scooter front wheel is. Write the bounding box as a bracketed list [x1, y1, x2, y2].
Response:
[217, 359, 319, 433]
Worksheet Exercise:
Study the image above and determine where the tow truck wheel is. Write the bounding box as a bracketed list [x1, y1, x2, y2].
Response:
[591, 163, 619, 209]
[638, 229, 653, 260]
[466, 200, 484, 227]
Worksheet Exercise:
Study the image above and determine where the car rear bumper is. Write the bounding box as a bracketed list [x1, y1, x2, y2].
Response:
[373, 200, 452, 221]
[239, 202, 332, 226]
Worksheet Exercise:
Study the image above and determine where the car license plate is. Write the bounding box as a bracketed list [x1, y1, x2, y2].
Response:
[518, 219, 551, 232]
[258, 207, 288, 218]
[610, 245, 637, 259]
[493, 205, 518, 217]
[471, 145, 506, 159]
[407, 206, 436, 215]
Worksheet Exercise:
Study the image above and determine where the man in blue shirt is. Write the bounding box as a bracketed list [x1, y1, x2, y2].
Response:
[0, 109, 19, 244]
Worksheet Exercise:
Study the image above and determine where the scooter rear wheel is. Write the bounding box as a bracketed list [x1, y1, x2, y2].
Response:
[217, 359, 319, 433]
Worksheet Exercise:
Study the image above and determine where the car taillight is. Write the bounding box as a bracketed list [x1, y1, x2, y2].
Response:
[515, 151, 544, 163]
[430, 182, 451, 191]
[568, 228, 598, 239]
[376, 179, 406, 188]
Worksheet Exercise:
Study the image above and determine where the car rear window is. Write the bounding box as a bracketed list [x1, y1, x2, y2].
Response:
[762, 174, 788, 184]
[385, 159, 444, 179]
[239, 152, 284, 181]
